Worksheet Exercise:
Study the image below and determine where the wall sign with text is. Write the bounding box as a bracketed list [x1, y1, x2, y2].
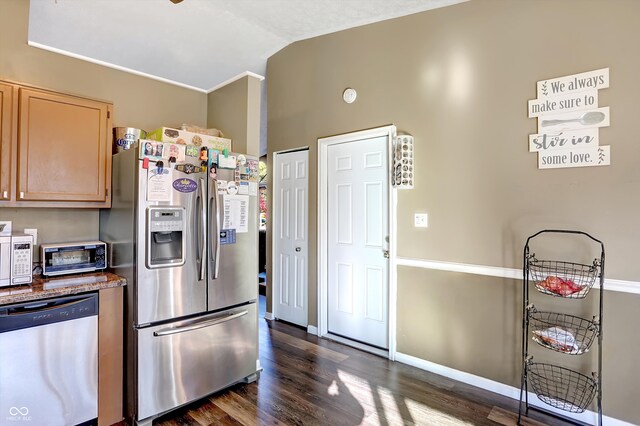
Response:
[528, 68, 610, 169]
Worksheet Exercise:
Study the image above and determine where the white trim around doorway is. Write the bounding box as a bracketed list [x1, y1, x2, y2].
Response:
[317, 125, 398, 360]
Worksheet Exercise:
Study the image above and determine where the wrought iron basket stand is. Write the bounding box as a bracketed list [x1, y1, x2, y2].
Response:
[518, 230, 604, 425]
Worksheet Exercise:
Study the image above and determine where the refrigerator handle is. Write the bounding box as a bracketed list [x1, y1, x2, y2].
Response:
[153, 310, 248, 337]
[198, 177, 206, 281]
[209, 179, 221, 279]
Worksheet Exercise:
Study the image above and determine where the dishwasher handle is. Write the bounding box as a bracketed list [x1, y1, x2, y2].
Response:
[0, 293, 99, 333]
[7, 298, 87, 314]
[153, 310, 248, 337]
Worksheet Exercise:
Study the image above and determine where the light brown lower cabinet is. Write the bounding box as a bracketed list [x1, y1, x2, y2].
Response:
[98, 286, 124, 426]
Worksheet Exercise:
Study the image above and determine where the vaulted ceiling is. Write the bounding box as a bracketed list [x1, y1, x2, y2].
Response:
[28, 0, 466, 92]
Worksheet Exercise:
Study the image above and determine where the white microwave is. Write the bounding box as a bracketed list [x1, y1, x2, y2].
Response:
[0, 234, 34, 287]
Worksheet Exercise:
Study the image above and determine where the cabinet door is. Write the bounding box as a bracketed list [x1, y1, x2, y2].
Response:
[0, 83, 14, 202]
[18, 88, 110, 203]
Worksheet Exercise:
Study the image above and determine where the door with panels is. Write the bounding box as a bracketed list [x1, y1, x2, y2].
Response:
[273, 149, 309, 327]
[327, 136, 389, 349]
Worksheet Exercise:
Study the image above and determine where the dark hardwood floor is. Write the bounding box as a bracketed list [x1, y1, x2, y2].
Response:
[150, 296, 575, 426]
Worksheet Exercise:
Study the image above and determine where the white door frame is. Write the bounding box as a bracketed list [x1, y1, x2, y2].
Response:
[271, 147, 310, 324]
[318, 125, 397, 360]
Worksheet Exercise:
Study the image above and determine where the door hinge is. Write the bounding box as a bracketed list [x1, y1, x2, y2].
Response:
[105, 188, 109, 196]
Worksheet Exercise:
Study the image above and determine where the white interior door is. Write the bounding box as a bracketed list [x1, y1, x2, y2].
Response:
[273, 149, 309, 327]
[327, 136, 389, 349]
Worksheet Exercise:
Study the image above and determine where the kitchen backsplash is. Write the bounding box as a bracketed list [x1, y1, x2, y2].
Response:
[1, 209, 99, 262]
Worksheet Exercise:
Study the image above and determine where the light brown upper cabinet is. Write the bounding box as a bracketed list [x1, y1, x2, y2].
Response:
[0, 80, 113, 208]
[0, 83, 15, 202]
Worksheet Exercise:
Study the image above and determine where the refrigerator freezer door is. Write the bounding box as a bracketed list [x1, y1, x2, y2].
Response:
[136, 165, 207, 325]
[135, 302, 258, 421]
[207, 163, 258, 311]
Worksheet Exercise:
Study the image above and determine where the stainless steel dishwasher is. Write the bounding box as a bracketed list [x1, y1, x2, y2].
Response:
[0, 293, 98, 426]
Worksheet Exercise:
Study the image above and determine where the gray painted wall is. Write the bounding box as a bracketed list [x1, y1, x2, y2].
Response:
[207, 75, 262, 157]
[266, 0, 640, 423]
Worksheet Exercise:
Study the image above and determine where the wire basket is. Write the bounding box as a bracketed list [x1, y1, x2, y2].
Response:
[528, 307, 599, 355]
[528, 258, 599, 299]
[527, 362, 597, 413]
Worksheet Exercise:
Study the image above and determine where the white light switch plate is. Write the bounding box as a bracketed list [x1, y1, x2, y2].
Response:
[414, 213, 428, 228]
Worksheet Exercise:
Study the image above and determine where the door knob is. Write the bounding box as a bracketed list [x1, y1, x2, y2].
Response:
[383, 250, 390, 259]
[295, 247, 301, 252]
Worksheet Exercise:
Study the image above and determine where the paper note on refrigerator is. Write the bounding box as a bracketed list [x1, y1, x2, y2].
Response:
[248, 181, 258, 196]
[222, 194, 249, 233]
[147, 167, 172, 202]
[238, 181, 249, 195]
[218, 154, 237, 169]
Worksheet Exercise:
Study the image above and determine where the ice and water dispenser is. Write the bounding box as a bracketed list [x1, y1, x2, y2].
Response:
[146, 207, 186, 268]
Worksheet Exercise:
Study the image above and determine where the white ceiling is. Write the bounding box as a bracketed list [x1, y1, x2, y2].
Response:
[28, 0, 465, 92]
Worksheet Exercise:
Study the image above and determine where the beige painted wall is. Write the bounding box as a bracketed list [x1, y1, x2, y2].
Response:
[397, 267, 638, 422]
[246, 77, 262, 158]
[1, 0, 207, 251]
[2, 208, 99, 262]
[208, 78, 248, 153]
[207, 75, 262, 157]
[267, 0, 640, 423]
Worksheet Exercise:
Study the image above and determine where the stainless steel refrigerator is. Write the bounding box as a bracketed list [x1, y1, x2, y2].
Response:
[100, 143, 259, 425]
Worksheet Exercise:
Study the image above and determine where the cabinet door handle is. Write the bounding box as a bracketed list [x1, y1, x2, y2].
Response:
[19, 192, 24, 199]
[2, 191, 7, 199]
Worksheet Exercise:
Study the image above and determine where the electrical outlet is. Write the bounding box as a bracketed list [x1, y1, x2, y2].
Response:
[414, 213, 428, 228]
[24, 228, 37, 246]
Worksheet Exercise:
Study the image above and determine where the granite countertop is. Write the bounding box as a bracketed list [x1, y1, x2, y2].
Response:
[0, 271, 126, 305]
